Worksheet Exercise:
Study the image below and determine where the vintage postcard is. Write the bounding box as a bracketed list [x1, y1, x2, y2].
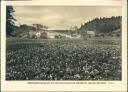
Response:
[0, 0, 127, 92]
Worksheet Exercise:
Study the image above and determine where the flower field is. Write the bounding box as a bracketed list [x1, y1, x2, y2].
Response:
[6, 38, 121, 80]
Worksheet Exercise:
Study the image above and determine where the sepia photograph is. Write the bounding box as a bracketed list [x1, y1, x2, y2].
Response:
[1, 0, 128, 92]
[6, 6, 122, 81]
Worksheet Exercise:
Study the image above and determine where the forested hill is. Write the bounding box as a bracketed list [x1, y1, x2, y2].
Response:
[79, 16, 121, 33]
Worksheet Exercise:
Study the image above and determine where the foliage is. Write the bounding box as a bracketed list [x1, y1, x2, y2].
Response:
[12, 24, 49, 38]
[6, 6, 16, 36]
[6, 39, 121, 80]
[40, 31, 48, 39]
[12, 25, 35, 37]
[79, 16, 121, 34]
[33, 24, 48, 32]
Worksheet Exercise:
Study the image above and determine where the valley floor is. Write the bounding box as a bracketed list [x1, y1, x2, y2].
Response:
[6, 37, 121, 80]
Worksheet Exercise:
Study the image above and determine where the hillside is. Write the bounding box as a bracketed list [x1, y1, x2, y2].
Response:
[79, 16, 121, 34]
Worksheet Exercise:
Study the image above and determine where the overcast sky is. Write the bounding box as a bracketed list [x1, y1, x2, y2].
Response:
[13, 6, 121, 30]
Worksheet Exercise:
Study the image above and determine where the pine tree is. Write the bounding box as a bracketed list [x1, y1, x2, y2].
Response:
[6, 6, 16, 36]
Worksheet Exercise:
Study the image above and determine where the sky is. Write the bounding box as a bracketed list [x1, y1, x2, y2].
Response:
[13, 6, 122, 30]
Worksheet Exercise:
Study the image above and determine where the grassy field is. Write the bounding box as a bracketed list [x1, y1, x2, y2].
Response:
[6, 37, 121, 80]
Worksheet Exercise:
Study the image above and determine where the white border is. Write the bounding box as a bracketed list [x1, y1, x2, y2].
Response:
[1, 0, 127, 91]
[2, 0, 123, 6]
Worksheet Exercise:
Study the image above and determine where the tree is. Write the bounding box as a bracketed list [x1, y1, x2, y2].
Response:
[43, 25, 48, 32]
[69, 26, 74, 36]
[74, 25, 80, 35]
[32, 24, 49, 39]
[6, 6, 16, 36]
[33, 24, 43, 31]
[32, 24, 48, 32]
[79, 16, 121, 35]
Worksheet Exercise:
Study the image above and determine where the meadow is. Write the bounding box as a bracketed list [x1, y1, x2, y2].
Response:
[6, 37, 121, 80]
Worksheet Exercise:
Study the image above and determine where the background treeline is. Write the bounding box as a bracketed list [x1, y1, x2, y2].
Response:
[79, 16, 121, 34]
[6, 6, 49, 37]
[12, 24, 35, 37]
[6, 6, 121, 37]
